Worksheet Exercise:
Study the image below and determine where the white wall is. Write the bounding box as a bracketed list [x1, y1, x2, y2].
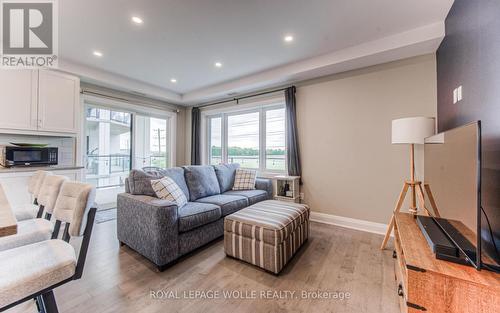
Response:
[296, 54, 437, 224]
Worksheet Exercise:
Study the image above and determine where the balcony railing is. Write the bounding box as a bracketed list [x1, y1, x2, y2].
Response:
[86, 154, 131, 176]
[86, 108, 131, 125]
[135, 155, 169, 169]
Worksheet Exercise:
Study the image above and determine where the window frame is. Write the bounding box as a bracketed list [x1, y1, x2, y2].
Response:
[207, 114, 223, 166]
[202, 98, 287, 174]
[82, 94, 177, 170]
[134, 114, 172, 170]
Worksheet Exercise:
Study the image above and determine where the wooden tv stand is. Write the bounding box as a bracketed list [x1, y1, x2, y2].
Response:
[392, 213, 500, 313]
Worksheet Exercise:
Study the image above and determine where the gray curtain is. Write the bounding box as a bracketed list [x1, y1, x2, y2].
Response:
[191, 107, 201, 165]
[285, 86, 302, 180]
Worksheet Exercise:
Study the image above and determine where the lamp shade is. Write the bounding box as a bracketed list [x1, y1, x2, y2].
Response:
[392, 117, 435, 144]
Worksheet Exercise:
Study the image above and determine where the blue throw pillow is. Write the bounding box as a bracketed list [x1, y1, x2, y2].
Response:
[183, 165, 221, 201]
[213, 163, 240, 193]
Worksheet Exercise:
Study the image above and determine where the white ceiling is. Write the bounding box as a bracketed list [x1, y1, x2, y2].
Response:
[58, 0, 454, 105]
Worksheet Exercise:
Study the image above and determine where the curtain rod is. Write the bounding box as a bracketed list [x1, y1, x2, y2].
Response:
[197, 86, 291, 109]
[81, 90, 179, 113]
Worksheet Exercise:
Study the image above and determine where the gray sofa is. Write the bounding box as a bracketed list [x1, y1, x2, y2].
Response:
[117, 164, 272, 271]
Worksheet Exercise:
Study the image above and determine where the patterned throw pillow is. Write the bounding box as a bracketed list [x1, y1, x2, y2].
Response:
[232, 168, 257, 190]
[151, 176, 188, 208]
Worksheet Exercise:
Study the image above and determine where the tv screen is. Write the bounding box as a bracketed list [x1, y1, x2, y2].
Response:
[424, 121, 499, 270]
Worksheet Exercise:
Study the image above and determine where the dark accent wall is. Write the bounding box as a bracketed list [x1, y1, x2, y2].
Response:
[437, 0, 500, 266]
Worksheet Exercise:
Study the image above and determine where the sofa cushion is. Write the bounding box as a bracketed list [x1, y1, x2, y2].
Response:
[223, 189, 268, 206]
[128, 168, 189, 198]
[183, 166, 221, 201]
[178, 202, 221, 232]
[213, 163, 240, 193]
[196, 194, 248, 216]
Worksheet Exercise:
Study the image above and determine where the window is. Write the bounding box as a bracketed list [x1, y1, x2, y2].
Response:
[134, 115, 171, 169]
[205, 103, 287, 173]
[209, 117, 222, 165]
[265, 108, 286, 171]
[228, 111, 260, 169]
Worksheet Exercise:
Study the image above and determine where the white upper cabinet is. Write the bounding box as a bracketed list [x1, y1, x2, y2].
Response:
[0, 70, 38, 131]
[38, 70, 80, 134]
[0, 69, 80, 136]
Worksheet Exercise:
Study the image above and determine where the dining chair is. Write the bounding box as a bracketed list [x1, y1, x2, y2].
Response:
[0, 175, 67, 252]
[13, 170, 52, 221]
[0, 181, 97, 313]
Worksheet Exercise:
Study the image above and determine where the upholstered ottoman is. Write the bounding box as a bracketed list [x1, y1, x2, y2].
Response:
[224, 200, 310, 274]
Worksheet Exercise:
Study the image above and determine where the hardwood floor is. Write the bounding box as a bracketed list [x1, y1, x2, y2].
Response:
[8, 220, 399, 313]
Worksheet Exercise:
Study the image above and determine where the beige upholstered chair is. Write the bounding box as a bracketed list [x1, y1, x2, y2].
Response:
[12, 170, 52, 221]
[0, 175, 67, 252]
[0, 181, 97, 313]
[37, 175, 68, 220]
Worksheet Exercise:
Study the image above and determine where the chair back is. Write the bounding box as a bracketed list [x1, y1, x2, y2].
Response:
[0, 184, 11, 211]
[37, 175, 68, 214]
[53, 181, 96, 237]
[30, 170, 52, 198]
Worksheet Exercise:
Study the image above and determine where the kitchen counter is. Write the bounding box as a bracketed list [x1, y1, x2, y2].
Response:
[0, 165, 84, 173]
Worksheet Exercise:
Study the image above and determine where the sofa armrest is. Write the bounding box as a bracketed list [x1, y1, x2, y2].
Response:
[117, 193, 179, 266]
[255, 177, 273, 199]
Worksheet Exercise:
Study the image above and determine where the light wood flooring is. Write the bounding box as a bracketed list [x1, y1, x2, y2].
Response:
[8, 220, 399, 313]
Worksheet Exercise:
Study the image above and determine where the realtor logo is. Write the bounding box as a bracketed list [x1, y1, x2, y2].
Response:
[0, 0, 58, 68]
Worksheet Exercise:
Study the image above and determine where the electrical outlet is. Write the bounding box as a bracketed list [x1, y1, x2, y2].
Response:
[299, 192, 304, 200]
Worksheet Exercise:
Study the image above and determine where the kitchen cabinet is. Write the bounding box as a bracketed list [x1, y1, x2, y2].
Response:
[0, 69, 80, 136]
[38, 70, 80, 134]
[0, 70, 38, 131]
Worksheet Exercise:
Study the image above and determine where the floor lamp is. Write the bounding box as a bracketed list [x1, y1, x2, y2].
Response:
[380, 117, 435, 250]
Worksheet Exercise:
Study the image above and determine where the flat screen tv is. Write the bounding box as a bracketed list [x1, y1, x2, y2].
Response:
[424, 121, 499, 271]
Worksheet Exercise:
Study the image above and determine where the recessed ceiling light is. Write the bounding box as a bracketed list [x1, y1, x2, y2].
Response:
[93, 51, 103, 57]
[131, 16, 143, 24]
[284, 35, 294, 42]
[170, 78, 177, 83]
[214, 62, 222, 68]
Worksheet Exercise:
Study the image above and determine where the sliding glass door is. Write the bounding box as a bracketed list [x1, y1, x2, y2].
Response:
[134, 115, 170, 170]
[84, 98, 175, 209]
[85, 105, 132, 209]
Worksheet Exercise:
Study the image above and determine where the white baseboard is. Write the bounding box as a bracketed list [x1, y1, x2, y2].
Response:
[309, 211, 391, 236]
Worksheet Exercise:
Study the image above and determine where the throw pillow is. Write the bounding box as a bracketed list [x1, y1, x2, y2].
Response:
[183, 165, 221, 201]
[232, 168, 257, 190]
[213, 163, 240, 193]
[151, 176, 188, 208]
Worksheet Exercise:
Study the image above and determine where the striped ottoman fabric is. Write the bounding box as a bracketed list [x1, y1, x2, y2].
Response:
[224, 200, 310, 274]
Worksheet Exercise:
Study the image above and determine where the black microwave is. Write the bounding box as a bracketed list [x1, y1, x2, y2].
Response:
[0, 146, 58, 167]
